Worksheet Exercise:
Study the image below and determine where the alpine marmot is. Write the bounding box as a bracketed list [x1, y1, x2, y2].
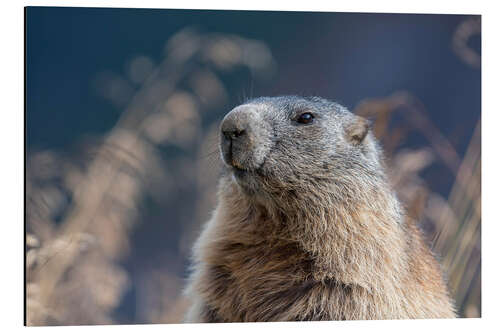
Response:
[184, 96, 456, 322]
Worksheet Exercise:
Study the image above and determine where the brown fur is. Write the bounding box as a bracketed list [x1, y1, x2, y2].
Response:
[184, 96, 455, 322]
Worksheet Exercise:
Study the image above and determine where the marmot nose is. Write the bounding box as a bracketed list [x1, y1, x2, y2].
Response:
[222, 128, 246, 141]
[220, 106, 254, 145]
[219, 104, 271, 171]
[220, 106, 257, 168]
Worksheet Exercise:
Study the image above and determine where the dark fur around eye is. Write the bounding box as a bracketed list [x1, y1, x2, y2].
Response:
[296, 112, 314, 124]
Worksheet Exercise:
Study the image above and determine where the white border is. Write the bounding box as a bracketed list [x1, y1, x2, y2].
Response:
[7, 0, 485, 14]
[2, 1, 499, 332]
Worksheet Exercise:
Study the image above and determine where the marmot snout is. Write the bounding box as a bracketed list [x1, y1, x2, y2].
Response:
[185, 96, 456, 322]
[220, 104, 273, 173]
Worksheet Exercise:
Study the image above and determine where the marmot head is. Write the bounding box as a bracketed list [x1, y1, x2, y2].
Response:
[219, 96, 385, 204]
[218, 96, 403, 284]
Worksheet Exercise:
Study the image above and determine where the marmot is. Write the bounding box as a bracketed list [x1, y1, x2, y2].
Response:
[184, 96, 456, 322]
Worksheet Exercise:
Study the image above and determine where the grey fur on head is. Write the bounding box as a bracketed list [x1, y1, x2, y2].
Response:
[220, 96, 382, 206]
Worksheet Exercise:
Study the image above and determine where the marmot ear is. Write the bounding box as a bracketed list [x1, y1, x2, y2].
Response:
[345, 116, 371, 144]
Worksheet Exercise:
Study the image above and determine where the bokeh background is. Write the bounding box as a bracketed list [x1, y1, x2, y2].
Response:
[25, 7, 481, 325]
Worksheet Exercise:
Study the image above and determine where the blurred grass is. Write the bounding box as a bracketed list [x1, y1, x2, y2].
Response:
[25, 18, 481, 325]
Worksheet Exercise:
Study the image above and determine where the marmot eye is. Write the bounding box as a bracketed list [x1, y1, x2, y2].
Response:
[297, 112, 314, 124]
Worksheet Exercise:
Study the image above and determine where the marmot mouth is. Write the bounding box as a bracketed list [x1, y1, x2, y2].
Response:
[232, 164, 244, 170]
[232, 167, 247, 179]
[233, 165, 262, 180]
[231, 161, 268, 181]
